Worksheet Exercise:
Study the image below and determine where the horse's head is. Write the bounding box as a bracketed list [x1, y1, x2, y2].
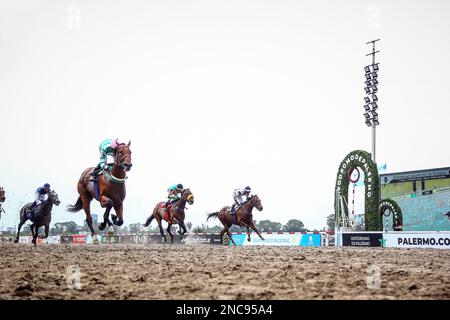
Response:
[48, 190, 61, 206]
[0, 187, 5, 203]
[115, 141, 133, 172]
[182, 189, 194, 205]
[249, 194, 263, 212]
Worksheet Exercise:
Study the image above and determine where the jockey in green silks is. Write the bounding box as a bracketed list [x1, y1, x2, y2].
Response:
[165, 184, 184, 207]
[90, 138, 122, 181]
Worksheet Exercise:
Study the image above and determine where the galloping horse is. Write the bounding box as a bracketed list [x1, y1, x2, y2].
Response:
[143, 189, 194, 242]
[207, 194, 264, 245]
[67, 142, 132, 240]
[15, 190, 61, 246]
[0, 187, 5, 220]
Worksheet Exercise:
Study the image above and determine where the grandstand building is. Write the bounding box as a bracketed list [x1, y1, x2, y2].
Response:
[380, 167, 450, 231]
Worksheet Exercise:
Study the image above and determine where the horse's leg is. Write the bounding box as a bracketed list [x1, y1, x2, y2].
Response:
[249, 221, 264, 240]
[44, 224, 49, 238]
[31, 224, 37, 246]
[226, 227, 236, 246]
[156, 216, 166, 242]
[15, 217, 26, 243]
[167, 223, 174, 243]
[98, 195, 113, 231]
[79, 194, 96, 236]
[246, 226, 251, 242]
[178, 221, 187, 239]
[112, 202, 124, 226]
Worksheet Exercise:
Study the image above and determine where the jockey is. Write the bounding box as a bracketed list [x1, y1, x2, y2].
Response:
[230, 186, 251, 215]
[90, 138, 123, 181]
[28, 183, 51, 218]
[165, 184, 184, 207]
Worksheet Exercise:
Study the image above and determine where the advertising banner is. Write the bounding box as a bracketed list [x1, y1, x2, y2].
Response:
[181, 234, 222, 245]
[72, 235, 87, 244]
[342, 233, 383, 247]
[43, 236, 60, 244]
[230, 233, 321, 246]
[19, 236, 32, 243]
[383, 232, 450, 249]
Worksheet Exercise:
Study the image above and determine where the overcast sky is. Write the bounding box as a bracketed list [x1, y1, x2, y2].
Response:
[0, 0, 449, 231]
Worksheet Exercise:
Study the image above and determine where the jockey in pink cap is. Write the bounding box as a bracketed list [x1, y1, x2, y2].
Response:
[90, 138, 123, 180]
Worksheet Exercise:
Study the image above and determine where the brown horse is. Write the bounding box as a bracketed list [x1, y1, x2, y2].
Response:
[0, 187, 5, 220]
[143, 189, 194, 243]
[67, 142, 132, 241]
[207, 194, 264, 245]
[15, 190, 61, 246]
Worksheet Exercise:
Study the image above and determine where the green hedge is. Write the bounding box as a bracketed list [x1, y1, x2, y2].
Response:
[334, 150, 380, 231]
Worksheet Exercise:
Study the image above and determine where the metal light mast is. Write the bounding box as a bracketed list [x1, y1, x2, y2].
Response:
[363, 39, 380, 163]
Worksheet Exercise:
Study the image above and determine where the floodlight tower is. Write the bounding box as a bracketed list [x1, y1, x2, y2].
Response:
[363, 39, 380, 163]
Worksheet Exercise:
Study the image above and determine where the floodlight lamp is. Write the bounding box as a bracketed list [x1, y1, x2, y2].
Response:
[365, 74, 372, 80]
[372, 94, 378, 102]
[365, 81, 371, 86]
[364, 104, 370, 111]
[371, 110, 378, 117]
[373, 64, 379, 71]
[364, 112, 370, 119]
[364, 87, 371, 94]
[364, 97, 370, 103]
[365, 120, 372, 127]
[364, 66, 371, 73]
[373, 119, 380, 125]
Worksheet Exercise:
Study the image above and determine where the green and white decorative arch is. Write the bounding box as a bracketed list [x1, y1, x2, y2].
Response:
[335, 150, 380, 231]
[378, 199, 403, 228]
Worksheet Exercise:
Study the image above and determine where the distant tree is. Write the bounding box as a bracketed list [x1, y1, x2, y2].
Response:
[326, 214, 335, 231]
[282, 219, 306, 232]
[54, 221, 78, 234]
[192, 224, 206, 233]
[129, 223, 143, 234]
[257, 220, 282, 232]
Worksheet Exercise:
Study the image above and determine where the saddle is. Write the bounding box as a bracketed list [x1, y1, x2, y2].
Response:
[160, 203, 173, 222]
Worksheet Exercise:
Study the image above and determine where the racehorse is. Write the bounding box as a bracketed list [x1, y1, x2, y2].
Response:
[0, 187, 5, 220]
[15, 190, 61, 246]
[67, 141, 132, 241]
[207, 194, 264, 245]
[143, 189, 194, 243]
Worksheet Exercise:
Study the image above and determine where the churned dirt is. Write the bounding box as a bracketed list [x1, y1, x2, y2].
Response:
[0, 243, 448, 300]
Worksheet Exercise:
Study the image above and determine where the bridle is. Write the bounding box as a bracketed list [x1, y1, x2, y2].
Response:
[115, 145, 132, 171]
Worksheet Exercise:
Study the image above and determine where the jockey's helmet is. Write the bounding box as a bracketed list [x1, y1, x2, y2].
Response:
[111, 139, 122, 149]
[177, 184, 184, 190]
[44, 183, 51, 190]
[244, 186, 251, 193]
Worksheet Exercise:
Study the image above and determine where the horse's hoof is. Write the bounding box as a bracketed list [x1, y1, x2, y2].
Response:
[98, 223, 105, 231]
[14, 239, 18, 244]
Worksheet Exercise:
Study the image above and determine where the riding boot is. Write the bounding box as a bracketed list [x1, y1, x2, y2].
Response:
[230, 204, 235, 215]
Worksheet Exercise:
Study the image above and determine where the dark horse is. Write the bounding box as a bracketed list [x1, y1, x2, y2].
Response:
[67, 141, 132, 242]
[143, 189, 194, 242]
[0, 187, 5, 220]
[15, 190, 61, 246]
[207, 194, 264, 246]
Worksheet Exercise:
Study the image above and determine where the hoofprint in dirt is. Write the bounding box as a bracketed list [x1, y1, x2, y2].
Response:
[0, 243, 448, 300]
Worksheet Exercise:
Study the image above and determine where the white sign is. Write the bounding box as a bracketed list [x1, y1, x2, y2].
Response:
[384, 233, 450, 249]
[236, 233, 302, 246]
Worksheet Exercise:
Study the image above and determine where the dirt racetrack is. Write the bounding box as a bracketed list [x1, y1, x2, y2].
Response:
[0, 243, 449, 300]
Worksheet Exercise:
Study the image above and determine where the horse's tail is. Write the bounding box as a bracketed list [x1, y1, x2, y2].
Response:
[67, 197, 83, 213]
[143, 214, 155, 227]
[207, 212, 219, 222]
